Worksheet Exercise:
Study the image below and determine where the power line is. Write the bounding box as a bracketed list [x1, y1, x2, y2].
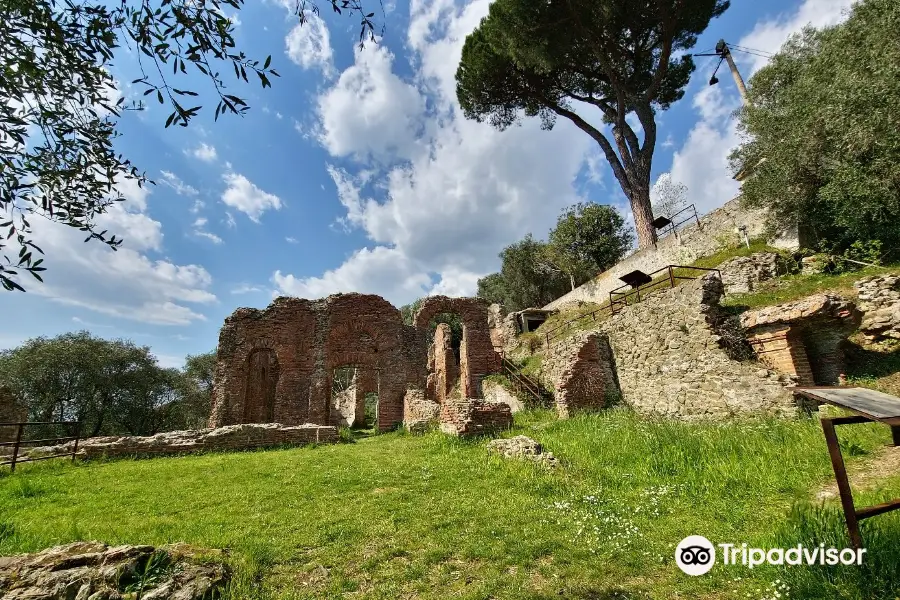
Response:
[730, 44, 774, 58]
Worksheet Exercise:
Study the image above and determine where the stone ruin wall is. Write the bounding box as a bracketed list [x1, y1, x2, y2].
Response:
[413, 296, 501, 399]
[545, 197, 799, 310]
[540, 275, 799, 420]
[598, 276, 798, 419]
[211, 293, 418, 432]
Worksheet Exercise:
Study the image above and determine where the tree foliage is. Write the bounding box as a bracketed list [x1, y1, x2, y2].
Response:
[545, 202, 632, 290]
[0, 332, 215, 435]
[730, 0, 900, 256]
[476, 234, 570, 312]
[456, 0, 729, 249]
[1, 0, 381, 292]
[650, 173, 689, 219]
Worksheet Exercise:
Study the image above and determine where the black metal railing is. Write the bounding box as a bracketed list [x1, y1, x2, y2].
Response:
[499, 356, 551, 407]
[659, 204, 702, 238]
[542, 265, 722, 345]
[0, 421, 81, 472]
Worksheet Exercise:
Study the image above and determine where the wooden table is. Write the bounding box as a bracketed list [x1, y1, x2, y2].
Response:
[793, 386, 900, 548]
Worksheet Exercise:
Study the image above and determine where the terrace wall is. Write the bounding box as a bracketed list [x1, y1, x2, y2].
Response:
[544, 197, 797, 310]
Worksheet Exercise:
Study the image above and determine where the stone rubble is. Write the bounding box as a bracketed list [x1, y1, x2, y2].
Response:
[28, 422, 337, 460]
[855, 275, 900, 341]
[402, 388, 440, 433]
[486, 435, 559, 467]
[439, 399, 513, 437]
[0, 542, 228, 600]
[718, 251, 784, 294]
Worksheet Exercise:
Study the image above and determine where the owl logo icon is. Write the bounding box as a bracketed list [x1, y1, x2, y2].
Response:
[675, 535, 716, 576]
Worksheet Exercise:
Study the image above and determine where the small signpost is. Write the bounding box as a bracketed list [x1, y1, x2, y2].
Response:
[793, 386, 900, 548]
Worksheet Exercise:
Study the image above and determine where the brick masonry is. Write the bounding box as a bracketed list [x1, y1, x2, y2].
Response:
[439, 399, 513, 437]
[740, 294, 861, 385]
[543, 332, 620, 418]
[211, 294, 424, 432]
[414, 296, 501, 399]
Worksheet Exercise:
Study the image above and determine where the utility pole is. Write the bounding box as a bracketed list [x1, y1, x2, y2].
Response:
[697, 39, 750, 105]
[717, 40, 749, 104]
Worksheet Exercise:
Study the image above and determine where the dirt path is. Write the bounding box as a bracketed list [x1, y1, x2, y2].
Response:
[815, 445, 900, 501]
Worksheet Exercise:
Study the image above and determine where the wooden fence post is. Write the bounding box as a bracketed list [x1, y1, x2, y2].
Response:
[10, 423, 23, 473]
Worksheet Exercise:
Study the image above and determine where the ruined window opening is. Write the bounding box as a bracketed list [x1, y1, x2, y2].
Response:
[330, 365, 381, 432]
[523, 316, 546, 332]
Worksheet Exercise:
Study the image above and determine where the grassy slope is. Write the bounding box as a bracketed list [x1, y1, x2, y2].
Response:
[1, 411, 898, 600]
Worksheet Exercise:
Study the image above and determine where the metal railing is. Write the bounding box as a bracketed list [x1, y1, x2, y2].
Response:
[500, 357, 549, 406]
[0, 421, 81, 472]
[542, 265, 722, 344]
[659, 204, 702, 238]
[609, 265, 721, 314]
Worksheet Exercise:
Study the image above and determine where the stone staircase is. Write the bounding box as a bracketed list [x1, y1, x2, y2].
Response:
[500, 356, 553, 407]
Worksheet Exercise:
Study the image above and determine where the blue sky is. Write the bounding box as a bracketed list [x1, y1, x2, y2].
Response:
[1, 0, 856, 367]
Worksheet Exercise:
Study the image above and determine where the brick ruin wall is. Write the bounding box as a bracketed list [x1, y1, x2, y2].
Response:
[542, 332, 620, 418]
[740, 294, 861, 386]
[414, 296, 501, 399]
[211, 294, 423, 432]
[426, 323, 459, 404]
[545, 197, 799, 310]
[594, 276, 799, 419]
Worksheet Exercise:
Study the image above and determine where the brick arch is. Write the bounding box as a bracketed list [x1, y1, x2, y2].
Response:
[320, 294, 406, 431]
[413, 296, 501, 398]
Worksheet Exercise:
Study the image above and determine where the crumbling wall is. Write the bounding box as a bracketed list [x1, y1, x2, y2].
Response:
[211, 293, 411, 432]
[414, 296, 501, 398]
[718, 251, 785, 294]
[856, 275, 900, 341]
[427, 323, 459, 403]
[403, 388, 439, 433]
[599, 276, 798, 419]
[543, 332, 620, 418]
[740, 294, 860, 385]
[439, 399, 512, 437]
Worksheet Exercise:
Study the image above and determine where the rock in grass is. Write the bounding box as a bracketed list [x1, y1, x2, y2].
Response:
[0, 542, 228, 600]
[487, 435, 559, 467]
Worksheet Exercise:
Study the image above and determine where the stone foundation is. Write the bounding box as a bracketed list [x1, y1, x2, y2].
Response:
[27, 423, 337, 460]
[403, 388, 440, 433]
[439, 399, 513, 437]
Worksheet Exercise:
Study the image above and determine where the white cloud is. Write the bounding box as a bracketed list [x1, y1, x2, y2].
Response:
[285, 12, 335, 76]
[189, 142, 218, 163]
[273, 247, 432, 300]
[192, 217, 223, 244]
[28, 177, 216, 325]
[231, 284, 266, 294]
[662, 0, 855, 215]
[315, 43, 426, 163]
[285, 236, 299, 244]
[158, 170, 199, 197]
[273, 0, 605, 306]
[221, 171, 283, 222]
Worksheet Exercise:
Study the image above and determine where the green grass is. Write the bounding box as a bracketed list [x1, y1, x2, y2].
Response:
[689, 238, 782, 270]
[2, 410, 899, 599]
[723, 265, 900, 312]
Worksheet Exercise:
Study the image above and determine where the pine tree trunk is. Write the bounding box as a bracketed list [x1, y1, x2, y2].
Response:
[629, 183, 658, 248]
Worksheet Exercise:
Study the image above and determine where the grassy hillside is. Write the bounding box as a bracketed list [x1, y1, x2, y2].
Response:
[1, 410, 898, 599]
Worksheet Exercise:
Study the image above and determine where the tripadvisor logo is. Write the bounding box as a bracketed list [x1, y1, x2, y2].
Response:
[675, 536, 867, 576]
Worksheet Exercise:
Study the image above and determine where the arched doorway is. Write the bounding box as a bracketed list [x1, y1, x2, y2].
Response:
[243, 348, 279, 423]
